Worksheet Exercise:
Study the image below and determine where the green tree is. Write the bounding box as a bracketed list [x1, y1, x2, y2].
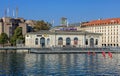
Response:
[0, 33, 8, 47]
[10, 27, 24, 46]
[33, 20, 52, 31]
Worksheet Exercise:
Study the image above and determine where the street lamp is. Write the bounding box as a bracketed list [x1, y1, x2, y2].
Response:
[84, 32, 86, 48]
[55, 30, 56, 47]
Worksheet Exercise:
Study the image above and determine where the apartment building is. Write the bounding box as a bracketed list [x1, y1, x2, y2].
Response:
[80, 18, 120, 47]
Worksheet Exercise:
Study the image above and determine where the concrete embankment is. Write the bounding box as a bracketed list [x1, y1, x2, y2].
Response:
[0, 50, 29, 53]
[30, 47, 119, 54]
[0, 47, 119, 54]
[30, 50, 119, 54]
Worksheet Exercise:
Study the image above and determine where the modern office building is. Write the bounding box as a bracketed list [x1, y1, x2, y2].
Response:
[80, 18, 120, 47]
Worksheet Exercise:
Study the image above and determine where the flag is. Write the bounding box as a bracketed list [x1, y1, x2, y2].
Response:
[102, 51, 106, 58]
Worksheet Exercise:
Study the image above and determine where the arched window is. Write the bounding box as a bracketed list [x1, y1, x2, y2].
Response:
[35, 38, 38, 45]
[58, 37, 63, 45]
[66, 37, 71, 45]
[90, 38, 94, 47]
[74, 37, 78, 45]
[47, 38, 50, 45]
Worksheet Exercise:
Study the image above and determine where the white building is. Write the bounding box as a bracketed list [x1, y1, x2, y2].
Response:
[80, 18, 120, 47]
[25, 30, 102, 48]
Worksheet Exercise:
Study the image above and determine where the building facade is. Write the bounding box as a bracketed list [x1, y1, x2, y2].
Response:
[25, 30, 102, 48]
[80, 18, 120, 47]
[0, 17, 30, 37]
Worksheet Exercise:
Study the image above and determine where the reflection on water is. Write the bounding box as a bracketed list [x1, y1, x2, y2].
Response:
[0, 53, 26, 75]
[0, 52, 120, 75]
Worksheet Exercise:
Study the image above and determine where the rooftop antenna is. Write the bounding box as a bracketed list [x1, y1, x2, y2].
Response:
[4, 8, 7, 17]
[7, 7, 10, 17]
[52, 20, 54, 27]
[12, 9, 15, 18]
[16, 7, 18, 18]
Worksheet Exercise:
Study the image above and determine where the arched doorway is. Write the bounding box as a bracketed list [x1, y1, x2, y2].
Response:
[74, 37, 78, 45]
[58, 37, 63, 45]
[40, 37, 45, 47]
[90, 38, 94, 47]
[66, 37, 71, 45]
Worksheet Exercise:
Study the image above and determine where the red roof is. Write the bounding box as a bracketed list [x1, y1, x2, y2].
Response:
[82, 18, 120, 27]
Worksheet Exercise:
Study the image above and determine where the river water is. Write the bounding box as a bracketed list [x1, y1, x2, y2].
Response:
[0, 52, 120, 76]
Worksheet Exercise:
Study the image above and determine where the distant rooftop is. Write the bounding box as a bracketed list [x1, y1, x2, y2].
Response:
[55, 22, 81, 27]
[81, 18, 120, 27]
[51, 22, 81, 31]
[68, 23, 81, 26]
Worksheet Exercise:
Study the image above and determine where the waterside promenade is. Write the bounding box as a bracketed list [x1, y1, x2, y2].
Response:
[0, 46, 119, 54]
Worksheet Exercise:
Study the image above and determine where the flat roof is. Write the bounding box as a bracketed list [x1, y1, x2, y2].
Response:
[26, 30, 102, 35]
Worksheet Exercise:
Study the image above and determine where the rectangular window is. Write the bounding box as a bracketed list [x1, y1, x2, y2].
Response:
[35, 38, 38, 45]
[95, 39, 98, 45]
[85, 39, 88, 45]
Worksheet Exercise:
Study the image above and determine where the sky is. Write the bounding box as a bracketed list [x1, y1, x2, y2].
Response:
[0, 0, 120, 25]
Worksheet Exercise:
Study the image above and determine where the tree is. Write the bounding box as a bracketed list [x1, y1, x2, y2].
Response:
[33, 20, 52, 31]
[0, 33, 8, 47]
[10, 27, 24, 46]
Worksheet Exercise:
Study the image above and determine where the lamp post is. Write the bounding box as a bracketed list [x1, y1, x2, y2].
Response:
[55, 30, 56, 47]
[84, 32, 87, 48]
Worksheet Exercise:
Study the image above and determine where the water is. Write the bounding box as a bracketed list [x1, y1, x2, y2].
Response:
[0, 52, 120, 76]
